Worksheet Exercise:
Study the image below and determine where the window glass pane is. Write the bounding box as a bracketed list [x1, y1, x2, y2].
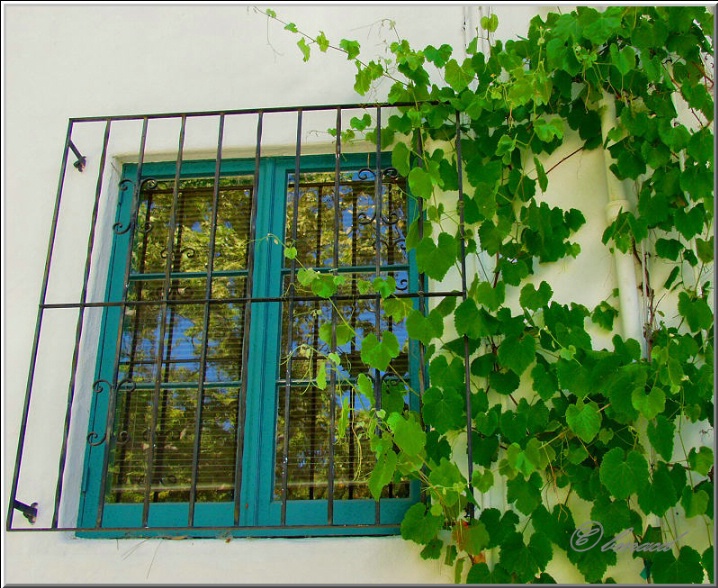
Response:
[119, 303, 161, 384]
[276, 167, 411, 502]
[106, 386, 237, 504]
[274, 384, 410, 500]
[280, 272, 410, 381]
[108, 173, 250, 504]
[131, 176, 253, 274]
[205, 301, 245, 383]
[213, 185, 253, 271]
[121, 282, 246, 383]
[285, 171, 407, 268]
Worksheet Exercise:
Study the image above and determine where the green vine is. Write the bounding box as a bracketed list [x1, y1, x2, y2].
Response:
[259, 6, 714, 584]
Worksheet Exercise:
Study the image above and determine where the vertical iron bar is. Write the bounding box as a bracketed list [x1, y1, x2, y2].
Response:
[6, 120, 74, 531]
[413, 127, 429, 506]
[142, 115, 187, 527]
[414, 126, 427, 374]
[188, 113, 225, 526]
[96, 117, 149, 526]
[349, 180, 359, 501]
[281, 109, 302, 525]
[307, 182, 323, 502]
[455, 112, 474, 518]
[52, 119, 112, 528]
[233, 111, 263, 525]
[373, 106, 383, 525]
[327, 106, 342, 524]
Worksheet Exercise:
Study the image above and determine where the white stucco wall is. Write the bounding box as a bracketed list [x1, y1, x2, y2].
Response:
[3, 3, 710, 585]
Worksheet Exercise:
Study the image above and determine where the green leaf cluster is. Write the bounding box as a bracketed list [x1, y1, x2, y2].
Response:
[267, 4, 715, 584]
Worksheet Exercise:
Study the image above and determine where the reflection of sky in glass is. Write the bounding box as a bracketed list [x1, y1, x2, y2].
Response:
[120, 308, 244, 384]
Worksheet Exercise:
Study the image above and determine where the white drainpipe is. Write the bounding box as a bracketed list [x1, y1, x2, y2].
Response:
[600, 91, 645, 354]
[600, 92, 663, 535]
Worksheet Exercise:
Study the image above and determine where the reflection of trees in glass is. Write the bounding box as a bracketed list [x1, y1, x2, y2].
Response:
[275, 380, 410, 500]
[107, 386, 238, 503]
[105, 167, 413, 506]
[286, 171, 406, 269]
[108, 176, 252, 504]
[275, 171, 411, 500]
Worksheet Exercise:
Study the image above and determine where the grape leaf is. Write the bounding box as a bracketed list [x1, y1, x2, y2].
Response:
[475, 280, 505, 310]
[599, 447, 649, 499]
[646, 415, 675, 461]
[416, 233, 458, 281]
[453, 520, 490, 556]
[408, 167, 434, 199]
[339, 38, 360, 59]
[499, 532, 553, 583]
[688, 446, 713, 476]
[631, 386, 666, 420]
[681, 487, 709, 518]
[637, 461, 679, 517]
[678, 291, 713, 331]
[422, 386, 465, 434]
[455, 298, 491, 339]
[360, 332, 400, 371]
[297, 37, 311, 62]
[400, 502, 443, 545]
[368, 449, 397, 500]
[420, 538, 443, 560]
[498, 335, 536, 375]
[520, 281, 553, 310]
[565, 402, 602, 443]
[507, 472, 543, 515]
[392, 142, 411, 176]
[651, 546, 705, 584]
[406, 308, 444, 345]
[387, 412, 426, 457]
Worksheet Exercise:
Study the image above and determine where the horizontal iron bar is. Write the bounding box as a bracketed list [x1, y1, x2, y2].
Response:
[279, 264, 410, 275]
[7, 522, 401, 533]
[69, 102, 441, 124]
[40, 290, 463, 309]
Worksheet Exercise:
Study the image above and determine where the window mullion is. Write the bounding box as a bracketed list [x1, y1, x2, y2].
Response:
[233, 111, 263, 526]
[326, 107, 343, 525]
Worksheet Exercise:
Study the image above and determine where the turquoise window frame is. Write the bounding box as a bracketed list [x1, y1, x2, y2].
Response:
[78, 153, 420, 537]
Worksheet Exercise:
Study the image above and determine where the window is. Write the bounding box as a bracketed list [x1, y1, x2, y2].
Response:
[78, 153, 420, 535]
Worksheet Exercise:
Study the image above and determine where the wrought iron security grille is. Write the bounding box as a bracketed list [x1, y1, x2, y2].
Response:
[7, 103, 474, 536]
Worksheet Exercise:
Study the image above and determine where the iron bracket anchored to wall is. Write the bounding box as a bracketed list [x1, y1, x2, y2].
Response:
[69, 140, 87, 172]
[13, 500, 38, 524]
